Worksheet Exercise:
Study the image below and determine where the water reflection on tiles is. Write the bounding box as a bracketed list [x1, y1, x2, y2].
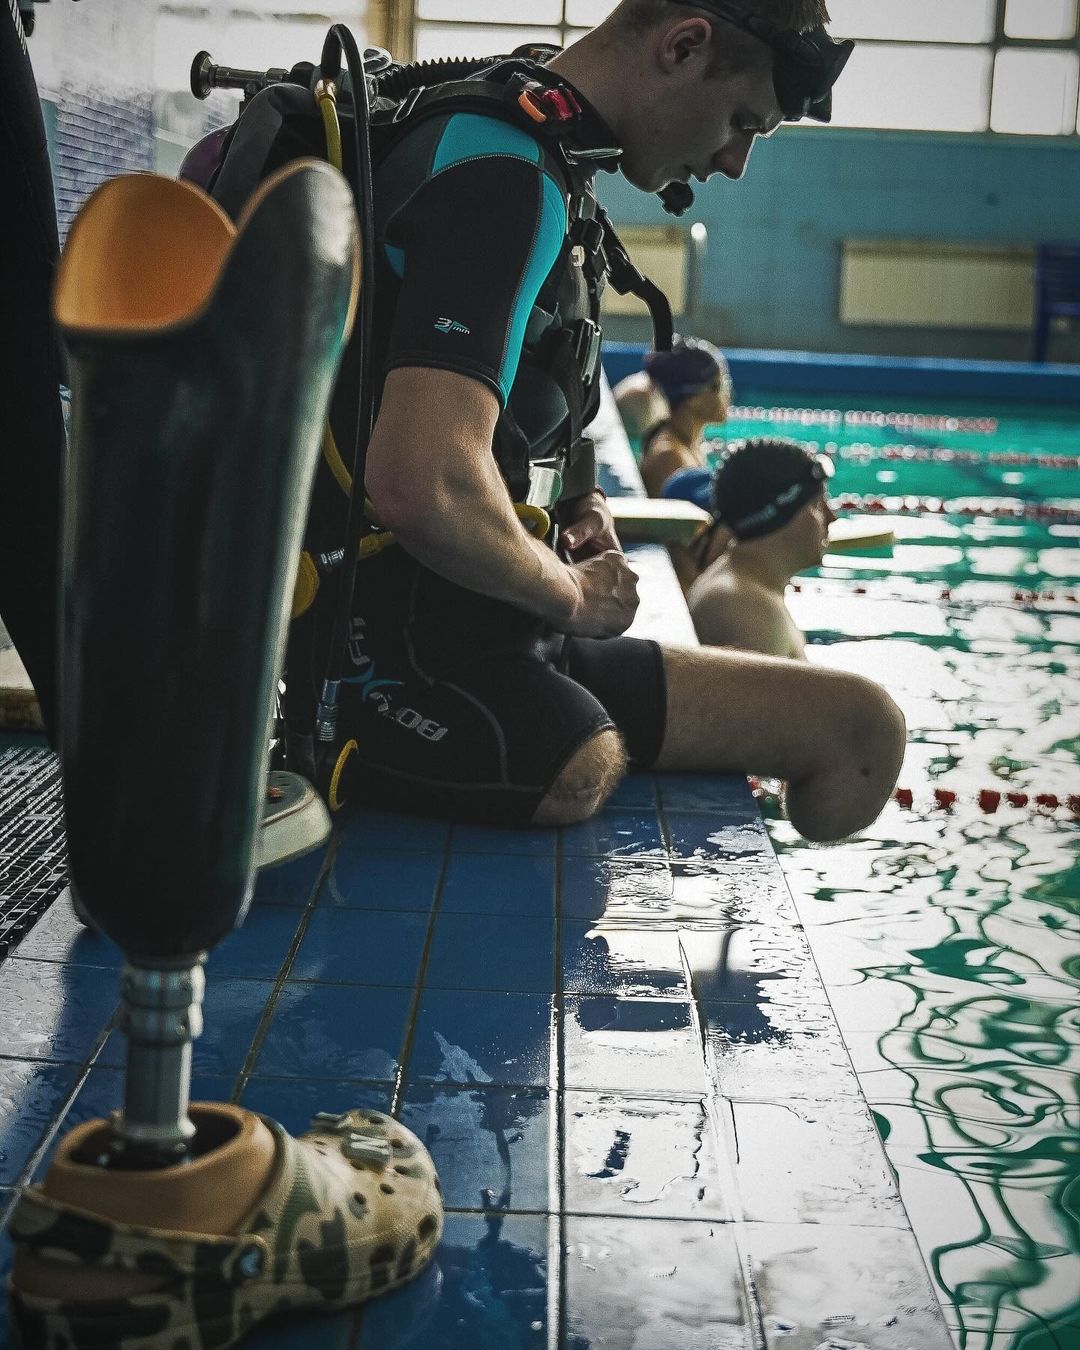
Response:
[0, 959, 117, 1064]
[724, 1096, 908, 1228]
[562, 922, 689, 999]
[408, 990, 554, 1088]
[357, 1214, 551, 1350]
[678, 923, 820, 1007]
[400, 1086, 551, 1213]
[563, 1091, 730, 1220]
[564, 1215, 751, 1349]
[562, 997, 705, 1095]
[742, 1222, 954, 1349]
[702, 998, 856, 1100]
[0, 1061, 76, 1185]
[254, 983, 410, 1083]
[560, 810, 667, 859]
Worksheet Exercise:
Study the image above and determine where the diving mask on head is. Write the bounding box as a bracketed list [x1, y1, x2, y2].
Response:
[658, 0, 854, 215]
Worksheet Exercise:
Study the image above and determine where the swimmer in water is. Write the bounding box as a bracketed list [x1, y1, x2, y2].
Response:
[638, 338, 732, 499]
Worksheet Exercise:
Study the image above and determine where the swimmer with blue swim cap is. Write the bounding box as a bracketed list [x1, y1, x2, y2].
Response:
[672, 438, 836, 658]
[637, 338, 733, 500]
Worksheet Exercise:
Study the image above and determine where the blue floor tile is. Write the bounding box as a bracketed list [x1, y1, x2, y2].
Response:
[13, 890, 122, 969]
[657, 772, 754, 814]
[290, 909, 429, 987]
[255, 982, 411, 1083]
[209, 905, 306, 979]
[407, 990, 554, 1089]
[604, 773, 658, 811]
[239, 1076, 391, 1135]
[424, 913, 554, 994]
[563, 1090, 731, 1221]
[560, 810, 667, 860]
[559, 857, 673, 922]
[453, 824, 556, 858]
[100, 978, 275, 1078]
[664, 810, 774, 863]
[563, 1215, 752, 1347]
[0, 959, 117, 1064]
[338, 809, 450, 856]
[440, 853, 555, 918]
[561, 922, 689, 999]
[252, 850, 327, 907]
[0, 1219, 13, 1348]
[324, 849, 443, 912]
[357, 1213, 551, 1350]
[0, 1061, 77, 1185]
[400, 1085, 552, 1213]
[562, 997, 706, 1095]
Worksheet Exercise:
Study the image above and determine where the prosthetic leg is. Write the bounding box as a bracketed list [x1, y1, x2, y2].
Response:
[7, 164, 443, 1347]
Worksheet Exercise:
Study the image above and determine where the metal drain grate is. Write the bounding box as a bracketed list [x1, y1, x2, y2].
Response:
[0, 743, 67, 957]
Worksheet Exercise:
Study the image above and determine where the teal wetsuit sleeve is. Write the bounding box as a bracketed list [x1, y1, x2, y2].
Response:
[382, 114, 568, 406]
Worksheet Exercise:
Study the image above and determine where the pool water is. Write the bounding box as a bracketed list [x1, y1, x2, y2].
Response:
[703, 400, 1080, 1349]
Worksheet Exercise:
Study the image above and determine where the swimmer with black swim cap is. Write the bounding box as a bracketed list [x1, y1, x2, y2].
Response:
[669, 438, 836, 658]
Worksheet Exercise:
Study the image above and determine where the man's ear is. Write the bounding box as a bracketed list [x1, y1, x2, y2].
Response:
[659, 17, 713, 71]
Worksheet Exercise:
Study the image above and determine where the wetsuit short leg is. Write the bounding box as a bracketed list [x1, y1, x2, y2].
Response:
[322, 551, 667, 826]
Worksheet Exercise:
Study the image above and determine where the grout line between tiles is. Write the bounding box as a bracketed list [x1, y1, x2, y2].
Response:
[227, 830, 340, 1101]
[388, 825, 454, 1118]
[553, 824, 567, 1350]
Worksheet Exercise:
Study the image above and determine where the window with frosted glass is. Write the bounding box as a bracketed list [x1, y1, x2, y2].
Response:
[991, 48, 1080, 134]
[565, 0, 618, 25]
[419, 0, 562, 23]
[1004, 0, 1078, 41]
[830, 43, 992, 132]
[414, 24, 562, 62]
[827, 0, 995, 44]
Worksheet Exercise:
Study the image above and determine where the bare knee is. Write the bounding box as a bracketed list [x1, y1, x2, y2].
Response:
[531, 729, 628, 827]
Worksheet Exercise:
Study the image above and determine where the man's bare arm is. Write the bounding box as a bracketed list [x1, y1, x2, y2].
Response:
[365, 367, 638, 638]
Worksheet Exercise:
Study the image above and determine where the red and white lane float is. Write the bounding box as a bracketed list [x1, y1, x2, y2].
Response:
[831, 493, 1080, 524]
[749, 778, 1080, 817]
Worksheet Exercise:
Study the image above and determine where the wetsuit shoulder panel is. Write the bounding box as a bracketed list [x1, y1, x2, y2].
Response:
[380, 111, 568, 406]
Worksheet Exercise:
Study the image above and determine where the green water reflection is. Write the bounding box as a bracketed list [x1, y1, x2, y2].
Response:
[748, 401, 1079, 1350]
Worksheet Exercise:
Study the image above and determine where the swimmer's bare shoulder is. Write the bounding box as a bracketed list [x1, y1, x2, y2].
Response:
[687, 567, 806, 659]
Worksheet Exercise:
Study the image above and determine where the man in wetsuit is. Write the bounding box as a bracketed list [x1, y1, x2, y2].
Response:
[324, 0, 906, 844]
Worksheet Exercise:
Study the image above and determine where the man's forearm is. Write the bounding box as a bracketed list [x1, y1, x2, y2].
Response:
[375, 454, 579, 626]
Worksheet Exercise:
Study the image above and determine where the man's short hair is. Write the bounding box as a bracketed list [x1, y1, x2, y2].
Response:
[610, 0, 831, 50]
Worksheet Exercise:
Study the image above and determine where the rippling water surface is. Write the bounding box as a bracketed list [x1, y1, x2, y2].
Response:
[713, 399, 1080, 1350]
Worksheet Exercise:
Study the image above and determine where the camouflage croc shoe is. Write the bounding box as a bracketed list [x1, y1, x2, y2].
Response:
[8, 1109, 443, 1349]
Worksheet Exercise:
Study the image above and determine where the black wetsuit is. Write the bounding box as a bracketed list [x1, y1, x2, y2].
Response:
[310, 88, 667, 825]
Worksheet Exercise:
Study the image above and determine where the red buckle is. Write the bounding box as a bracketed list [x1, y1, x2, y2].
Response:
[517, 82, 581, 124]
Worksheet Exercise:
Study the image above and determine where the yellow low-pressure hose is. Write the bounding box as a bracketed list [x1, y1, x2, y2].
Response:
[316, 79, 343, 173]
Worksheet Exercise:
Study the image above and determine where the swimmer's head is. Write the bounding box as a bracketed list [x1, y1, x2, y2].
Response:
[711, 437, 836, 565]
[644, 338, 732, 422]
